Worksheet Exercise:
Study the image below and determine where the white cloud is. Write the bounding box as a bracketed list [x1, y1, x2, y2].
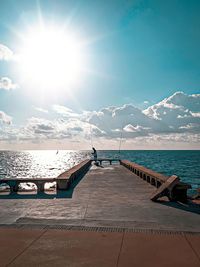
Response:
[123, 124, 150, 133]
[179, 123, 199, 131]
[143, 91, 200, 131]
[52, 104, 81, 119]
[128, 133, 200, 149]
[0, 44, 14, 61]
[190, 112, 200, 118]
[0, 77, 18, 90]
[26, 117, 56, 136]
[177, 114, 190, 119]
[52, 105, 73, 115]
[34, 107, 48, 113]
[0, 111, 12, 124]
[88, 103, 169, 137]
[6, 116, 105, 142]
[167, 91, 200, 112]
[1, 91, 199, 148]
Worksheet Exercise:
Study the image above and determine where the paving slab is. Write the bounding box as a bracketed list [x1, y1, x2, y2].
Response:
[0, 227, 46, 267]
[0, 227, 199, 267]
[118, 232, 200, 267]
[8, 229, 122, 267]
[185, 234, 200, 259]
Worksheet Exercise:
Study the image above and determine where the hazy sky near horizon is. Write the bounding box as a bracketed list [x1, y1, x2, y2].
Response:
[0, 0, 200, 149]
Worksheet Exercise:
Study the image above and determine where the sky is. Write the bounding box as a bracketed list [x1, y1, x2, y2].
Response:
[0, 0, 200, 150]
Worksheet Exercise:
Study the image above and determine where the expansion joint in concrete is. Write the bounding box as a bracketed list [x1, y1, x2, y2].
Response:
[6, 228, 48, 267]
[184, 233, 200, 263]
[116, 231, 125, 267]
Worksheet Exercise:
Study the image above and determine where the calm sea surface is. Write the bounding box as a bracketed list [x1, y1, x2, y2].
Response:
[0, 150, 199, 194]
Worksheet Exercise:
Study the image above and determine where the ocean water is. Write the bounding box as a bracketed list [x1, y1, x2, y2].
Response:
[0, 150, 199, 194]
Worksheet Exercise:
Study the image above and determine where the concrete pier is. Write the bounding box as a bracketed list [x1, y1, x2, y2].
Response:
[0, 163, 199, 231]
[0, 162, 199, 266]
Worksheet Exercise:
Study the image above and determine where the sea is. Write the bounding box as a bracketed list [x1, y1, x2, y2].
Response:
[0, 150, 199, 195]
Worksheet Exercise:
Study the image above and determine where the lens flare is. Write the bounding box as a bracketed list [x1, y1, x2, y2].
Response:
[19, 26, 83, 90]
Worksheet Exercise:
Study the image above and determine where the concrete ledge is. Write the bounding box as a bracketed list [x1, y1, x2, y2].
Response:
[120, 160, 191, 202]
[120, 160, 168, 186]
[56, 159, 91, 190]
[0, 159, 92, 194]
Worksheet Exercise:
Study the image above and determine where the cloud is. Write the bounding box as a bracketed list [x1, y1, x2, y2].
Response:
[34, 107, 48, 113]
[143, 91, 200, 132]
[1, 91, 199, 148]
[0, 44, 14, 61]
[87, 92, 200, 139]
[0, 111, 12, 124]
[26, 117, 56, 136]
[52, 105, 73, 115]
[7, 115, 104, 142]
[123, 124, 150, 133]
[0, 77, 18, 90]
[179, 123, 200, 132]
[88, 103, 169, 137]
[190, 112, 200, 118]
[52, 104, 81, 119]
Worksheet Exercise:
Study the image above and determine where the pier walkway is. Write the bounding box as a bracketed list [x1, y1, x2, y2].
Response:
[0, 163, 199, 230]
[0, 163, 200, 266]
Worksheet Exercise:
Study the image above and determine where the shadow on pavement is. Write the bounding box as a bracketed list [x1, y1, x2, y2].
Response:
[157, 199, 200, 215]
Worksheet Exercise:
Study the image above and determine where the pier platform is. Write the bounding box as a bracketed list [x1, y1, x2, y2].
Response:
[0, 163, 199, 266]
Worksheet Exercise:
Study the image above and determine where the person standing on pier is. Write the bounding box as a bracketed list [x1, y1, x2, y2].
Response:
[92, 147, 97, 162]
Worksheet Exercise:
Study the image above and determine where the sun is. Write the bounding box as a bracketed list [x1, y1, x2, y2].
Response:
[19, 25, 83, 90]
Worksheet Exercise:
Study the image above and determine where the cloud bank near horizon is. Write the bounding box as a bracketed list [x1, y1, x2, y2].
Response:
[0, 91, 200, 149]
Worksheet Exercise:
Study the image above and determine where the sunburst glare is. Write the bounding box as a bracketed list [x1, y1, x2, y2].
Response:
[18, 23, 84, 93]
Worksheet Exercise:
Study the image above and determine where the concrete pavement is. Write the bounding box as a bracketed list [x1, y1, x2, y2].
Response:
[0, 227, 199, 267]
[0, 164, 199, 231]
[0, 163, 200, 266]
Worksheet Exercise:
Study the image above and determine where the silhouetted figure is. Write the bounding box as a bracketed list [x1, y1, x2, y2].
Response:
[92, 147, 97, 162]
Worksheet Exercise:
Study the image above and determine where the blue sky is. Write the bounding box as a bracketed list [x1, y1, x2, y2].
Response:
[0, 0, 200, 149]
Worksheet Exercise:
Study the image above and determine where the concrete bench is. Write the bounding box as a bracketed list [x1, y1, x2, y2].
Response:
[0, 159, 92, 194]
[91, 158, 120, 165]
[0, 178, 55, 193]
